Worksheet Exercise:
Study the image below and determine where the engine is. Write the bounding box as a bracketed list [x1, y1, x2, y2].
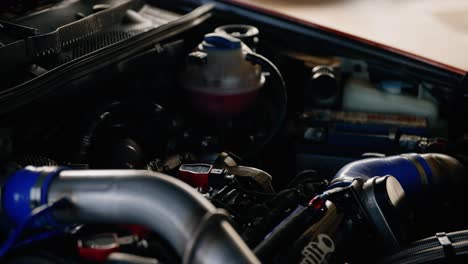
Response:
[0, 1, 467, 263]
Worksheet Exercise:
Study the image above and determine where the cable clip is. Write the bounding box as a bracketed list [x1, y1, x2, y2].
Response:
[436, 232, 454, 259]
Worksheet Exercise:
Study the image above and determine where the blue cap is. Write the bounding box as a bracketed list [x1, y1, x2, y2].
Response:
[202, 33, 242, 50]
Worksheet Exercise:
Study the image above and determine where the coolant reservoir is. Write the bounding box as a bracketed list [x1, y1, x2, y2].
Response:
[180, 33, 265, 117]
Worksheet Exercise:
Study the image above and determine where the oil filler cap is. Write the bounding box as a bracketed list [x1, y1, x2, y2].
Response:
[374, 176, 406, 210]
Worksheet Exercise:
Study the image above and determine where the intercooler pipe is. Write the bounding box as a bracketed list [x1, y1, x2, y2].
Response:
[1, 168, 260, 264]
[331, 153, 464, 197]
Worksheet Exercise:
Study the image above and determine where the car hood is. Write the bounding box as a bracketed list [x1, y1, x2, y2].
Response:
[226, 0, 468, 75]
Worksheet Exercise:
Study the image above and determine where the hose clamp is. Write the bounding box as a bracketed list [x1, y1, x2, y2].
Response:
[30, 167, 63, 208]
[401, 154, 430, 190]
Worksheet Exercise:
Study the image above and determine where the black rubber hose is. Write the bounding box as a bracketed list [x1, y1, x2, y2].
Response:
[244, 52, 288, 158]
[254, 200, 325, 262]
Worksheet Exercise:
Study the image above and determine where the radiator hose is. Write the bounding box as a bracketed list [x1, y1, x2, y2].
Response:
[331, 153, 464, 197]
[0, 168, 260, 264]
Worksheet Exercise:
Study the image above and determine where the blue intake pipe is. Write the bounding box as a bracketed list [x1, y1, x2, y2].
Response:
[332, 153, 464, 197]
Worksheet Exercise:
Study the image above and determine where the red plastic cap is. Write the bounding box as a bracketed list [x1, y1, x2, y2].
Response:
[309, 196, 326, 210]
[77, 233, 120, 262]
[178, 164, 212, 188]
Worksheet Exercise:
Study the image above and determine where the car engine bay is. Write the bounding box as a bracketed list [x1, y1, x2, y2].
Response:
[1, 1, 468, 263]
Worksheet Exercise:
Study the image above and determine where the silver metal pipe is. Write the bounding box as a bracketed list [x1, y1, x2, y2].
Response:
[47, 170, 259, 264]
